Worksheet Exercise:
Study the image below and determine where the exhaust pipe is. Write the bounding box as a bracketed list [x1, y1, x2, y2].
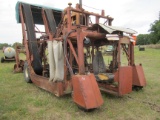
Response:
[79, 0, 82, 9]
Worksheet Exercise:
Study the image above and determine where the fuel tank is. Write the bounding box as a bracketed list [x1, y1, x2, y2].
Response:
[4, 47, 16, 58]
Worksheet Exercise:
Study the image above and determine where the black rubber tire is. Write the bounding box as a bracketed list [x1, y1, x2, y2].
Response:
[23, 61, 32, 83]
[1, 57, 4, 63]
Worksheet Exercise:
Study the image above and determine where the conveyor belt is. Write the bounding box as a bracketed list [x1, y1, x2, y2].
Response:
[22, 3, 43, 75]
[44, 9, 57, 34]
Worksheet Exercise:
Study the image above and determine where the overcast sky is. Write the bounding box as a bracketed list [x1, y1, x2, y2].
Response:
[0, 0, 159, 44]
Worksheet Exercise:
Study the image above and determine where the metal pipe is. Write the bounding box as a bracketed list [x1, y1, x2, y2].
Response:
[67, 40, 79, 64]
[79, 0, 82, 9]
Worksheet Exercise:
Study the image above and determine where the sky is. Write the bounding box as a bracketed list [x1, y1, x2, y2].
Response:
[0, 0, 160, 44]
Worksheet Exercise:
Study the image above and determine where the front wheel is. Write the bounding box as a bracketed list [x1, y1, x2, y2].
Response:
[1, 57, 4, 63]
[23, 61, 32, 83]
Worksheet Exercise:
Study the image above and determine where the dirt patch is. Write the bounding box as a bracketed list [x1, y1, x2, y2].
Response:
[27, 105, 41, 114]
[127, 96, 160, 113]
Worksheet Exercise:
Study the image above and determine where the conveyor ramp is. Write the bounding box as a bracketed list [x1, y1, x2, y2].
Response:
[21, 3, 43, 75]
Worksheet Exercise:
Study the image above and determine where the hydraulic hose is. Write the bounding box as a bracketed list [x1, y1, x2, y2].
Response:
[63, 30, 76, 76]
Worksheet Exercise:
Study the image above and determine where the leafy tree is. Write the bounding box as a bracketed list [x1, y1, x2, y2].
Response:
[136, 34, 151, 45]
[149, 20, 160, 44]
[0, 43, 11, 50]
[12, 42, 22, 48]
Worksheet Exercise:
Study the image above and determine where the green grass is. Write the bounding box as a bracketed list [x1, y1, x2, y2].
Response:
[0, 47, 160, 120]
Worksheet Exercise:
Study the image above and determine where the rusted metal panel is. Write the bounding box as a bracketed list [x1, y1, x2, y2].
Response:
[30, 74, 65, 97]
[99, 23, 137, 34]
[120, 36, 130, 44]
[98, 83, 118, 93]
[77, 29, 85, 74]
[118, 66, 132, 96]
[114, 71, 119, 82]
[72, 74, 103, 109]
[132, 65, 146, 87]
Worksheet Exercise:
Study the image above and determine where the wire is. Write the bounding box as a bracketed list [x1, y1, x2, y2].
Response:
[63, 30, 76, 76]
[83, 4, 102, 11]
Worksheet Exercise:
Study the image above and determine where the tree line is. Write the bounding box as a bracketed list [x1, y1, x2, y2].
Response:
[137, 20, 160, 45]
[0, 42, 22, 50]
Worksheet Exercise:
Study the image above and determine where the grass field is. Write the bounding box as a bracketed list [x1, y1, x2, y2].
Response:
[0, 47, 160, 120]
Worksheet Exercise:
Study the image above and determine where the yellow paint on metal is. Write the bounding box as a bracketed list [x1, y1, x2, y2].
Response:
[7, 48, 11, 52]
[98, 73, 109, 80]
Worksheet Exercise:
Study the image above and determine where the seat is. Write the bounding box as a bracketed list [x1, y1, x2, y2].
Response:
[93, 51, 114, 82]
[93, 51, 106, 74]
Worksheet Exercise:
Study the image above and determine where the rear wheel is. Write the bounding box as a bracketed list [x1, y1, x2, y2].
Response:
[23, 61, 32, 83]
[1, 57, 4, 63]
